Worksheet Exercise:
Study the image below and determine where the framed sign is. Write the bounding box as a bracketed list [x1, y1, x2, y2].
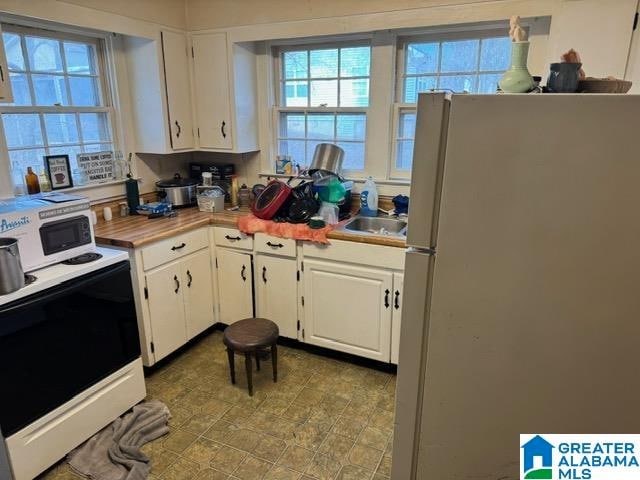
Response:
[77, 151, 115, 184]
[44, 154, 73, 190]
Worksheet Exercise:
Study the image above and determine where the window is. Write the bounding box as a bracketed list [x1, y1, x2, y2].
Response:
[392, 32, 511, 175]
[276, 44, 371, 171]
[0, 25, 118, 189]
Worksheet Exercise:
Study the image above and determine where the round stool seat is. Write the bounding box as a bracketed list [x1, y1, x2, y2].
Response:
[223, 318, 279, 352]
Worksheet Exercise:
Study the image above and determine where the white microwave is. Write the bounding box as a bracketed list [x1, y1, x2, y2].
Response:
[0, 193, 95, 272]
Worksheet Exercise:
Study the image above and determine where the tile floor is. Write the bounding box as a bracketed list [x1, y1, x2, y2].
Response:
[39, 330, 396, 480]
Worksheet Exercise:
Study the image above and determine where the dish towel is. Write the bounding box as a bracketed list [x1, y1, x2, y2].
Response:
[237, 213, 343, 244]
[67, 400, 171, 480]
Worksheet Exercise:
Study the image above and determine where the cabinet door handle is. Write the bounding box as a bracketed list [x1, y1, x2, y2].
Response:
[262, 266, 267, 283]
[174, 275, 180, 293]
[225, 235, 241, 241]
[171, 242, 186, 251]
[187, 270, 192, 287]
[0, 65, 4, 83]
[394, 290, 400, 310]
[266, 241, 284, 249]
[174, 120, 181, 138]
[221, 121, 227, 138]
[384, 289, 390, 309]
[241, 264, 247, 282]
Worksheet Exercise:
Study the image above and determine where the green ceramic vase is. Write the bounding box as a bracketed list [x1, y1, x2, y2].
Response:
[499, 41, 535, 93]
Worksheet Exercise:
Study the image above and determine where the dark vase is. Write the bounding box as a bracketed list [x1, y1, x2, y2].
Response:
[546, 62, 581, 93]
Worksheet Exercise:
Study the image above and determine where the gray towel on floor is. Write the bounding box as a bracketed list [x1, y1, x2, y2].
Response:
[67, 400, 171, 480]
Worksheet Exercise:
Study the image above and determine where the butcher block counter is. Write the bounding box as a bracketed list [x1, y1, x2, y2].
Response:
[93, 206, 406, 249]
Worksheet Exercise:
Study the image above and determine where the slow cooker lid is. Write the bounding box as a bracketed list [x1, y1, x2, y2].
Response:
[156, 173, 198, 188]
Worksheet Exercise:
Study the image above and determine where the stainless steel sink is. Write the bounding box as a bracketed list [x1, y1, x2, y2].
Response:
[339, 216, 408, 237]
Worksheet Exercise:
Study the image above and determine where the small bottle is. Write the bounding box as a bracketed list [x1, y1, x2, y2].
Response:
[39, 170, 51, 192]
[238, 183, 251, 208]
[25, 167, 41, 194]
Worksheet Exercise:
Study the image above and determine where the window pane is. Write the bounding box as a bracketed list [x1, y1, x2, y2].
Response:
[336, 114, 366, 141]
[404, 76, 436, 103]
[9, 149, 47, 179]
[84, 143, 113, 153]
[396, 140, 414, 170]
[8, 73, 31, 106]
[69, 76, 99, 106]
[3, 33, 25, 71]
[340, 46, 370, 77]
[440, 39, 479, 73]
[49, 145, 82, 173]
[340, 79, 369, 107]
[63, 42, 95, 74]
[438, 74, 476, 93]
[44, 114, 79, 145]
[310, 49, 338, 78]
[310, 79, 337, 107]
[2, 114, 43, 148]
[477, 73, 502, 93]
[480, 37, 511, 71]
[279, 113, 305, 139]
[306, 140, 324, 165]
[284, 80, 308, 107]
[79, 113, 110, 142]
[337, 142, 364, 170]
[279, 139, 305, 165]
[283, 51, 307, 79]
[398, 112, 416, 139]
[406, 43, 439, 75]
[307, 114, 334, 140]
[32, 74, 68, 105]
[26, 36, 63, 72]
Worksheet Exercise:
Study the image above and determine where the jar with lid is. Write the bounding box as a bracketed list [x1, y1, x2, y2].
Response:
[238, 184, 251, 207]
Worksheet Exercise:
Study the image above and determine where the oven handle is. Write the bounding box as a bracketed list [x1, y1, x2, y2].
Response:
[0, 261, 131, 315]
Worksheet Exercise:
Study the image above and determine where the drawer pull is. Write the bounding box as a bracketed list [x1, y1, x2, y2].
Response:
[384, 289, 390, 309]
[187, 270, 192, 287]
[241, 265, 247, 282]
[262, 266, 267, 283]
[394, 290, 400, 310]
[266, 241, 284, 248]
[171, 242, 186, 251]
[174, 275, 180, 293]
[225, 235, 242, 241]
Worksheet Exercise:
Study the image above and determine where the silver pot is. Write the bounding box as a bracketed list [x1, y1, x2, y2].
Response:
[0, 238, 24, 295]
[156, 173, 198, 207]
[309, 143, 344, 176]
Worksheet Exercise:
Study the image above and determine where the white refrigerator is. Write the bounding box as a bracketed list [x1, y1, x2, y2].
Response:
[392, 93, 640, 479]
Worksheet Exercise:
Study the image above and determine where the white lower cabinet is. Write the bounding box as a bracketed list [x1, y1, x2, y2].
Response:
[302, 259, 393, 362]
[391, 272, 404, 365]
[216, 248, 254, 324]
[183, 249, 216, 339]
[255, 253, 298, 339]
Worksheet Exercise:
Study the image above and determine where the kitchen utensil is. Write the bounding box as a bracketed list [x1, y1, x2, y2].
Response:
[309, 143, 344, 176]
[251, 180, 292, 219]
[314, 175, 346, 203]
[284, 181, 319, 224]
[156, 173, 198, 207]
[546, 62, 581, 93]
[0, 238, 25, 294]
[309, 216, 326, 229]
[318, 201, 339, 225]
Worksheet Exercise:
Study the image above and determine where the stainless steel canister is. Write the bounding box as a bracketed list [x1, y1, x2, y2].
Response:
[309, 143, 344, 176]
[0, 238, 24, 295]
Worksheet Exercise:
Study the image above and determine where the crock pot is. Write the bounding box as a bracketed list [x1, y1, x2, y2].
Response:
[156, 173, 198, 207]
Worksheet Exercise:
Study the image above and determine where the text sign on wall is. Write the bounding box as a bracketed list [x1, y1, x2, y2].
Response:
[77, 151, 115, 184]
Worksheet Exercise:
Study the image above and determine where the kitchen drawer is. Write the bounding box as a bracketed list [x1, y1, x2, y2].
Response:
[141, 228, 208, 271]
[254, 233, 296, 258]
[213, 226, 253, 250]
[302, 238, 405, 270]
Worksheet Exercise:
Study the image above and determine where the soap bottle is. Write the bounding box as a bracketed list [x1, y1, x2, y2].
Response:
[360, 176, 378, 217]
[25, 167, 41, 194]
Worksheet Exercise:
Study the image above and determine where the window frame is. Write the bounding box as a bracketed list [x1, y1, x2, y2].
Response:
[390, 27, 512, 179]
[0, 22, 122, 189]
[273, 40, 372, 174]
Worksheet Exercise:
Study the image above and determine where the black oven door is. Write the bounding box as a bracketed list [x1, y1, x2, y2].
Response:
[0, 261, 140, 437]
[39, 215, 92, 256]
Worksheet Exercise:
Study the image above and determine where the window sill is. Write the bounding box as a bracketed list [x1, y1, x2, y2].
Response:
[258, 172, 411, 186]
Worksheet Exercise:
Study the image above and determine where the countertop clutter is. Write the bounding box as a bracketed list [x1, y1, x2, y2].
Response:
[93, 205, 407, 249]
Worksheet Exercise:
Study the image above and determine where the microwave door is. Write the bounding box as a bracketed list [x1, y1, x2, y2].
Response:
[39, 215, 91, 255]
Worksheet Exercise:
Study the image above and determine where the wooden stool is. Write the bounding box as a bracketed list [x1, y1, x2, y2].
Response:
[223, 318, 279, 396]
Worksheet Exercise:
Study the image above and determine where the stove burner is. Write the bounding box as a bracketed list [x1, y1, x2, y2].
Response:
[62, 252, 103, 265]
[24, 274, 37, 286]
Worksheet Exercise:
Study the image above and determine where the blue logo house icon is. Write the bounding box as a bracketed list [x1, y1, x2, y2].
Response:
[521, 435, 554, 479]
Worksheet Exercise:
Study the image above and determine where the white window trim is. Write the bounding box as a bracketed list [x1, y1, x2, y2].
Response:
[0, 21, 126, 193]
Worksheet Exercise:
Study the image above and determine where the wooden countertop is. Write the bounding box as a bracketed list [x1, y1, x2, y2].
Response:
[94, 206, 406, 249]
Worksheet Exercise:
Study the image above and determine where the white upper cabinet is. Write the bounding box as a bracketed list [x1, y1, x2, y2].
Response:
[190, 33, 259, 153]
[124, 31, 194, 153]
[161, 31, 195, 150]
[0, 24, 13, 103]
